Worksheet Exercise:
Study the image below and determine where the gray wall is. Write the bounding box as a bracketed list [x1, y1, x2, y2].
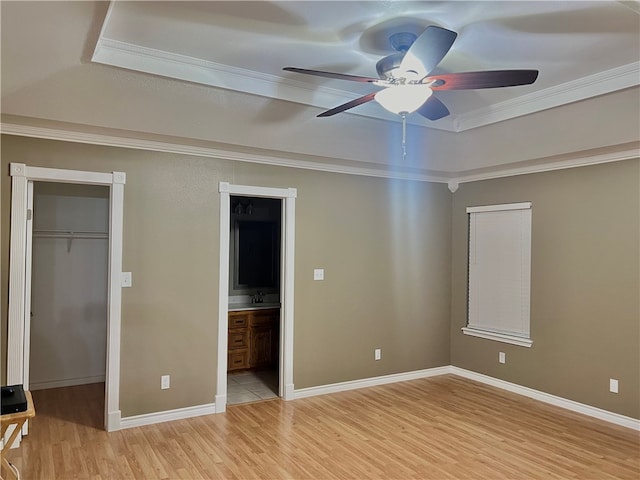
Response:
[451, 159, 640, 419]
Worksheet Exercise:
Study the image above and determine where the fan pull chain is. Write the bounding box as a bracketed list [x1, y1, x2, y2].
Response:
[401, 112, 407, 163]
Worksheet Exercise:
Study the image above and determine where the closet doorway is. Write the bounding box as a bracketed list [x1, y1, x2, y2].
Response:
[29, 182, 109, 426]
[7, 163, 125, 436]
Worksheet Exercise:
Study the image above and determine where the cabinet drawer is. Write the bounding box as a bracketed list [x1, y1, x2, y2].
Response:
[228, 349, 249, 371]
[228, 330, 248, 349]
[250, 309, 279, 327]
[229, 313, 249, 328]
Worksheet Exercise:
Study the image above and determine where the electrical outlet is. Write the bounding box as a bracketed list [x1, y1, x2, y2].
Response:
[161, 375, 170, 390]
[313, 269, 324, 281]
[609, 378, 619, 394]
[499, 352, 506, 364]
[374, 348, 381, 361]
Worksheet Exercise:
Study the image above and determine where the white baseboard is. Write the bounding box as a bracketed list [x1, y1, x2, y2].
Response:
[108, 365, 638, 432]
[106, 410, 121, 432]
[214, 394, 226, 413]
[119, 402, 216, 430]
[450, 367, 640, 431]
[29, 375, 105, 391]
[293, 366, 451, 399]
[284, 383, 295, 400]
[292, 365, 638, 431]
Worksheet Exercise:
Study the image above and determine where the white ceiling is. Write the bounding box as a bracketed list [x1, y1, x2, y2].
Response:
[93, 1, 640, 131]
[2, 1, 639, 181]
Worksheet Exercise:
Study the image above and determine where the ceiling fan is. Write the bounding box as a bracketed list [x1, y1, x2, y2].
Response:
[283, 25, 539, 121]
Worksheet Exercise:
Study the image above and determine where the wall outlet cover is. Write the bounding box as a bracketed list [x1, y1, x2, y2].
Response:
[161, 375, 170, 390]
[499, 352, 506, 364]
[313, 269, 324, 281]
[374, 348, 381, 361]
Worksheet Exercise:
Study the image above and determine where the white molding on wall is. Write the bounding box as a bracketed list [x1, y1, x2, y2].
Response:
[7, 165, 28, 389]
[92, 38, 377, 125]
[454, 62, 640, 132]
[456, 146, 640, 185]
[461, 327, 533, 347]
[29, 375, 106, 391]
[119, 403, 216, 430]
[7, 163, 125, 436]
[3, 120, 638, 186]
[81, 365, 638, 432]
[293, 366, 639, 431]
[450, 367, 640, 431]
[0, 121, 449, 184]
[294, 366, 452, 399]
[217, 182, 297, 413]
[91, 37, 639, 133]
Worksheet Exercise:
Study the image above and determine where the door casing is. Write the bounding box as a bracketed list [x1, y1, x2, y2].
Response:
[7, 163, 125, 436]
[216, 182, 296, 412]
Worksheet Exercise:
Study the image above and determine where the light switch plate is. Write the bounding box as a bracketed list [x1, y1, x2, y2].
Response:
[499, 352, 506, 364]
[121, 272, 132, 287]
[610, 378, 619, 393]
[313, 269, 324, 281]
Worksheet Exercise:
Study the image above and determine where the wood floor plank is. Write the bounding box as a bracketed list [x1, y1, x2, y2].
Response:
[5, 376, 639, 479]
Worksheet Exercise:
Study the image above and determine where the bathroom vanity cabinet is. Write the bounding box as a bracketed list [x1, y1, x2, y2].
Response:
[228, 308, 279, 371]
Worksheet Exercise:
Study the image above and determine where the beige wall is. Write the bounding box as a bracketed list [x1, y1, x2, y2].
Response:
[3, 135, 638, 421]
[451, 159, 640, 419]
[1, 135, 452, 416]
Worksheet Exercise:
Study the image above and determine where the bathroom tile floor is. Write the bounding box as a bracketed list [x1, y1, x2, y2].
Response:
[227, 369, 279, 405]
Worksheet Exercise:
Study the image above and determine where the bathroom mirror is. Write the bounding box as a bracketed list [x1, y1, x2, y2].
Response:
[233, 219, 279, 290]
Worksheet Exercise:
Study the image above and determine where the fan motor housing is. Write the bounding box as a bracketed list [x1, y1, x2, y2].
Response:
[376, 32, 417, 80]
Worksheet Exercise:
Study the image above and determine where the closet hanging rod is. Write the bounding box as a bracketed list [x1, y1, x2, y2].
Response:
[32, 230, 108, 239]
[32, 230, 108, 253]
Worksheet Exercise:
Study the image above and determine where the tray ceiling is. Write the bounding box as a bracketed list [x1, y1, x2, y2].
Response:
[92, 1, 640, 132]
[1, 1, 639, 179]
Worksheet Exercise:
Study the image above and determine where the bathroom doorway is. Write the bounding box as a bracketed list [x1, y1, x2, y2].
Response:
[227, 196, 281, 404]
[216, 182, 296, 412]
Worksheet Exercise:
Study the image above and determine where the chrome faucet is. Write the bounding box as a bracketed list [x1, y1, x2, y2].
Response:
[251, 291, 264, 304]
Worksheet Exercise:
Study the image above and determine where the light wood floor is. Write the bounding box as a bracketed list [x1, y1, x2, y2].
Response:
[5, 375, 639, 479]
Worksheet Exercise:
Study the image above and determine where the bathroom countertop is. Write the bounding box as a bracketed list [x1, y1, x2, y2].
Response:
[228, 303, 281, 312]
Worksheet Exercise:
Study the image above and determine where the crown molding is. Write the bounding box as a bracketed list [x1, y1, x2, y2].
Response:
[3, 119, 636, 186]
[456, 145, 639, 184]
[91, 37, 441, 128]
[92, 37, 639, 134]
[454, 62, 640, 132]
[0, 120, 450, 184]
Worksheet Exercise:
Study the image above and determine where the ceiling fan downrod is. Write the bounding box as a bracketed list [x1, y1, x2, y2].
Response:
[401, 112, 407, 163]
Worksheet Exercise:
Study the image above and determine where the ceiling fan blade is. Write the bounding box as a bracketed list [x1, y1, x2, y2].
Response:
[317, 92, 377, 117]
[283, 67, 379, 83]
[426, 70, 539, 90]
[400, 26, 457, 78]
[416, 96, 450, 121]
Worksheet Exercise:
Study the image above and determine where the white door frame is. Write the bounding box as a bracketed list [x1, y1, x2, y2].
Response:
[216, 182, 296, 412]
[7, 163, 125, 433]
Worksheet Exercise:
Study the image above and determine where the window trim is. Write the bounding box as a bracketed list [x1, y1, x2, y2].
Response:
[462, 327, 533, 347]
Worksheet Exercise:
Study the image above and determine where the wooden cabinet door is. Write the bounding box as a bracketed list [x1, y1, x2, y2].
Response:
[250, 327, 272, 368]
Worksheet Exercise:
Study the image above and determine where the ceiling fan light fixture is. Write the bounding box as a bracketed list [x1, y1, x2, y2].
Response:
[374, 85, 432, 115]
